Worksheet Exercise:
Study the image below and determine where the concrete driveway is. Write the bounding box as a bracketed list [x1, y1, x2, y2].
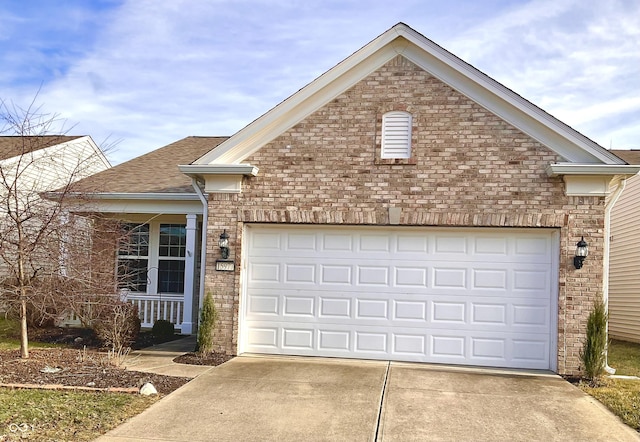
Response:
[98, 356, 640, 442]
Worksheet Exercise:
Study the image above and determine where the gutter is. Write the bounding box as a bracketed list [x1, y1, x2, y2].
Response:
[603, 176, 628, 375]
[191, 178, 209, 328]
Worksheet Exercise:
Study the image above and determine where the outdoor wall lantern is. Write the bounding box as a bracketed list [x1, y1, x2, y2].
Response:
[573, 236, 588, 269]
[219, 229, 230, 259]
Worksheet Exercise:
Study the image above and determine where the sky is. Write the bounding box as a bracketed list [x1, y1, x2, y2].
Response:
[0, 0, 638, 165]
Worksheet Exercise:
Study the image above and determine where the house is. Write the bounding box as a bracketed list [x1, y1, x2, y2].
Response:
[72, 24, 640, 375]
[0, 135, 111, 314]
[0, 135, 110, 192]
[608, 150, 640, 344]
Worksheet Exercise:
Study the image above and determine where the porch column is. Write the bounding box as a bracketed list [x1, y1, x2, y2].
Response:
[181, 214, 198, 334]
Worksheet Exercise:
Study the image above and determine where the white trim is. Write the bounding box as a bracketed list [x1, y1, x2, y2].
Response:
[550, 229, 560, 373]
[75, 192, 202, 201]
[178, 164, 258, 176]
[181, 214, 198, 334]
[546, 163, 640, 177]
[193, 23, 621, 167]
[76, 198, 204, 215]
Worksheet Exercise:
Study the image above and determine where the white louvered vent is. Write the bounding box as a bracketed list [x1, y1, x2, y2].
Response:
[381, 111, 412, 159]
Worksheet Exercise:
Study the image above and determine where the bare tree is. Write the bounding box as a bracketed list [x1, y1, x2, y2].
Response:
[0, 97, 111, 358]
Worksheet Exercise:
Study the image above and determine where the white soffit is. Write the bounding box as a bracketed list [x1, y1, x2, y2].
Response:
[194, 23, 622, 167]
[67, 193, 204, 215]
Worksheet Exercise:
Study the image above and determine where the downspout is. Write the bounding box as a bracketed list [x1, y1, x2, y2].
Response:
[603, 176, 627, 374]
[191, 177, 209, 330]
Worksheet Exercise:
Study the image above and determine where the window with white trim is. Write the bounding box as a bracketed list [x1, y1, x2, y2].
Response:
[117, 223, 149, 293]
[157, 224, 186, 293]
[117, 222, 187, 294]
[381, 111, 412, 159]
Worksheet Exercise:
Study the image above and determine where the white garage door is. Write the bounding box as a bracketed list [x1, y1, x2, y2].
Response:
[241, 225, 557, 370]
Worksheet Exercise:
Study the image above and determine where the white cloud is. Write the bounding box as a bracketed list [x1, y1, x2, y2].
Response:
[449, 0, 640, 149]
[1, 0, 638, 164]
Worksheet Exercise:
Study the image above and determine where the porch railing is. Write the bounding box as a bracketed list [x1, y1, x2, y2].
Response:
[128, 294, 184, 330]
[57, 294, 186, 332]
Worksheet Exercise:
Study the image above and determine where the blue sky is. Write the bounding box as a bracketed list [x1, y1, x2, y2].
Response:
[1, 0, 638, 164]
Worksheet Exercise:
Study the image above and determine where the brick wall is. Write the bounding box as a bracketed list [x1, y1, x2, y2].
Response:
[205, 55, 604, 375]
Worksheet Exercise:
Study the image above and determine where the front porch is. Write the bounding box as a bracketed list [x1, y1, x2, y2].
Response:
[128, 293, 186, 331]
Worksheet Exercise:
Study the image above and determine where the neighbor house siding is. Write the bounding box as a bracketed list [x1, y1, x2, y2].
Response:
[204, 56, 605, 375]
[609, 174, 640, 343]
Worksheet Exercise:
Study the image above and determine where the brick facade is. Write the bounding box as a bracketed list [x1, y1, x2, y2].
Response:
[205, 56, 603, 375]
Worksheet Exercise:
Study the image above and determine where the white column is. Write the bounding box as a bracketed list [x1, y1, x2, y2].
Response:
[181, 214, 197, 334]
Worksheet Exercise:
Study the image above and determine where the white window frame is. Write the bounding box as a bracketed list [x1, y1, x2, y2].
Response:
[117, 221, 186, 296]
[381, 111, 412, 159]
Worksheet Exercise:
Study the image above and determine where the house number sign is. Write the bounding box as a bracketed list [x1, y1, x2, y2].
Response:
[215, 260, 235, 272]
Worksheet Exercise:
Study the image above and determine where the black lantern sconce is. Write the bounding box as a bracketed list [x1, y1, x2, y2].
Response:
[219, 230, 230, 259]
[573, 236, 588, 269]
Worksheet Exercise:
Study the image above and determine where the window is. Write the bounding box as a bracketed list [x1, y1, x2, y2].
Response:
[157, 224, 186, 293]
[116, 222, 187, 295]
[381, 111, 412, 159]
[117, 223, 149, 292]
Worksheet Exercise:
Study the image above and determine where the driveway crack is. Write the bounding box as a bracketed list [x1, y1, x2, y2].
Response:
[374, 361, 390, 441]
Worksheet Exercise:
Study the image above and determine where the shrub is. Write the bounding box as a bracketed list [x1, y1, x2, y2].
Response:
[580, 299, 608, 382]
[197, 292, 217, 354]
[152, 319, 175, 342]
[94, 302, 141, 354]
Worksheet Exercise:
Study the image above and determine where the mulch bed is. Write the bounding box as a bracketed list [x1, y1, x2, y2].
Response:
[0, 348, 190, 394]
[174, 351, 235, 366]
[1, 326, 235, 395]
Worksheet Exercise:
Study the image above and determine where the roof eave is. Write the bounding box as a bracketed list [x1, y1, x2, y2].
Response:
[545, 163, 640, 177]
[192, 23, 622, 167]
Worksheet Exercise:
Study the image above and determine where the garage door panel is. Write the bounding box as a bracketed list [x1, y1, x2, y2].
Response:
[246, 288, 549, 332]
[243, 318, 552, 369]
[243, 226, 555, 370]
[249, 259, 550, 296]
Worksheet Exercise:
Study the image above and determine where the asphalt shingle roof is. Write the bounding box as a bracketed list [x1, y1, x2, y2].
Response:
[73, 136, 228, 194]
[0, 135, 83, 161]
[611, 150, 640, 165]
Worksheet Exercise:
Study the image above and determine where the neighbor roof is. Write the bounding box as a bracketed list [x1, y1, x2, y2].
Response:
[73, 136, 228, 194]
[0, 135, 83, 161]
[611, 150, 640, 165]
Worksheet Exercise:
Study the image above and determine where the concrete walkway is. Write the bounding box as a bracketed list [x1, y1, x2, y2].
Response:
[123, 336, 213, 378]
[98, 355, 640, 442]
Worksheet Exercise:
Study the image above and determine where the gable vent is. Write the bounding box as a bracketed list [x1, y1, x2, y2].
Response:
[381, 111, 412, 159]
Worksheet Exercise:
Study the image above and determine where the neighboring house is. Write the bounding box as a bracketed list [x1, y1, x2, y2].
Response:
[608, 150, 640, 344]
[0, 135, 111, 311]
[73, 24, 639, 375]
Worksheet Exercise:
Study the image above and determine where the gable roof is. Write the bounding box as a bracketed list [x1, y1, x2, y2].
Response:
[611, 150, 640, 165]
[73, 136, 228, 194]
[192, 22, 623, 167]
[0, 135, 84, 161]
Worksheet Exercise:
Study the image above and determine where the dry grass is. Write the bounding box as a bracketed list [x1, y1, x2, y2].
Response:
[579, 339, 640, 432]
[0, 388, 157, 441]
[0, 317, 160, 440]
[580, 378, 640, 431]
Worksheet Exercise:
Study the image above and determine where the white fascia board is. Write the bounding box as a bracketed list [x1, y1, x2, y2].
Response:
[394, 25, 623, 165]
[178, 164, 259, 176]
[69, 194, 204, 215]
[546, 163, 640, 177]
[68, 192, 201, 201]
[193, 23, 621, 167]
[194, 33, 403, 165]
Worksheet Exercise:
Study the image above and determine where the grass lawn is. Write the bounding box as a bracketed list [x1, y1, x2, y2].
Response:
[0, 388, 157, 441]
[0, 317, 159, 440]
[579, 339, 640, 432]
[0, 317, 60, 350]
